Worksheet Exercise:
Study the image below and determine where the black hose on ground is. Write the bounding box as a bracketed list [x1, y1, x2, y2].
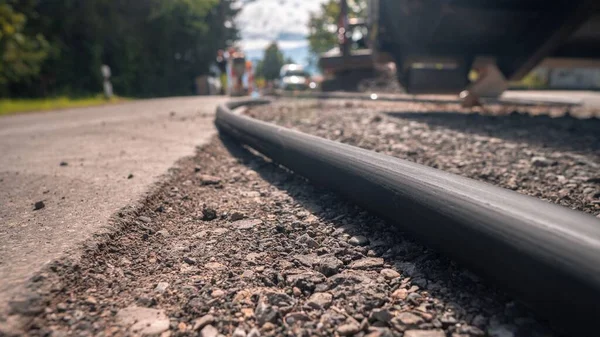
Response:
[215, 99, 600, 336]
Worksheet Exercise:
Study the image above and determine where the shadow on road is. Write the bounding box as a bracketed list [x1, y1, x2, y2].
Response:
[385, 111, 600, 156]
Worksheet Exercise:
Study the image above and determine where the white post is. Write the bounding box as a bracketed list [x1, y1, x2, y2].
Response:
[101, 65, 114, 99]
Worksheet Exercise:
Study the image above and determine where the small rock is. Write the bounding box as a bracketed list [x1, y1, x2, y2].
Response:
[56, 302, 68, 312]
[199, 175, 221, 185]
[349, 235, 369, 246]
[392, 288, 408, 300]
[247, 328, 261, 337]
[306, 292, 333, 309]
[194, 166, 202, 173]
[286, 271, 326, 291]
[202, 207, 217, 221]
[211, 289, 225, 298]
[370, 308, 393, 323]
[587, 177, 600, 184]
[315, 255, 344, 277]
[394, 312, 423, 326]
[284, 312, 310, 325]
[193, 314, 215, 330]
[380, 269, 400, 280]
[200, 325, 219, 337]
[406, 292, 422, 305]
[205, 262, 226, 270]
[232, 327, 247, 337]
[262, 322, 276, 331]
[127, 173, 134, 179]
[155, 282, 169, 293]
[138, 216, 151, 223]
[230, 212, 245, 221]
[349, 257, 384, 269]
[136, 295, 154, 307]
[338, 323, 361, 336]
[115, 306, 169, 335]
[531, 156, 553, 167]
[404, 330, 445, 337]
[156, 229, 169, 237]
[33, 201, 45, 211]
[183, 257, 197, 265]
[297, 233, 318, 248]
[255, 300, 279, 326]
[85, 296, 97, 305]
[292, 287, 302, 297]
[233, 219, 262, 229]
[59, 161, 68, 166]
[440, 313, 458, 326]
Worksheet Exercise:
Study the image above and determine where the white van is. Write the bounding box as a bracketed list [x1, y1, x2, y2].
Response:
[279, 64, 311, 91]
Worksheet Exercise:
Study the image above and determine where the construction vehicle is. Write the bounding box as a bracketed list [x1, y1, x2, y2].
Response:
[319, 0, 600, 104]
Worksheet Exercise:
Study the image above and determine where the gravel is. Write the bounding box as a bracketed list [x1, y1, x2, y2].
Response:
[248, 99, 600, 217]
[13, 97, 599, 336]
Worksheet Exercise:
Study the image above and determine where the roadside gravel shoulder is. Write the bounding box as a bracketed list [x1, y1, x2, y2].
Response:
[13, 136, 553, 337]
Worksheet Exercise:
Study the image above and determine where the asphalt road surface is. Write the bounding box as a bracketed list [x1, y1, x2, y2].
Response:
[0, 96, 224, 315]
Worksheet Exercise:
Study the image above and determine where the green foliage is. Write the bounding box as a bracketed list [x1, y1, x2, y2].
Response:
[1, 0, 239, 98]
[256, 42, 286, 81]
[0, 1, 49, 89]
[307, 0, 366, 65]
[0, 95, 128, 116]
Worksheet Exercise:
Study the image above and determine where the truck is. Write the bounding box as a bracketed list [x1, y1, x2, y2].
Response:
[319, 0, 600, 104]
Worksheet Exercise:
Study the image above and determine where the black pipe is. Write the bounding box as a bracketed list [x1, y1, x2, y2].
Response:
[215, 99, 600, 336]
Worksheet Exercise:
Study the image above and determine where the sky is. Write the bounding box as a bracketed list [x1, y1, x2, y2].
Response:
[235, 0, 328, 68]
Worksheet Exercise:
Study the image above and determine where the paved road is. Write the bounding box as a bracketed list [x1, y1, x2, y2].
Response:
[0, 96, 224, 313]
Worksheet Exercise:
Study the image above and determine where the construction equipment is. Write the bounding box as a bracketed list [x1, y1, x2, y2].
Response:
[319, 0, 600, 104]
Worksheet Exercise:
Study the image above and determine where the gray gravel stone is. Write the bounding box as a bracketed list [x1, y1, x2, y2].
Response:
[349, 235, 369, 246]
[232, 327, 247, 337]
[531, 156, 554, 167]
[297, 233, 319, 248]
[154, 282, 169, 293]
[395, 312, 423, 325]
[247, 328, 261, 337]
[200, 325, 219, 337]
[255, 301, 279, 326]
[370, 308, 393, 323]
[338, 323, 361, 336]
[232, 219, 262, 230]
[183, 257, 197, 265]
[380, 268, 400, 280]
[199, 175, 221, 185]
[350, 257, 384, 269]
[306, 292, 333, 309]
[137, 216, 151, 223]
[193, 314, 215, 331]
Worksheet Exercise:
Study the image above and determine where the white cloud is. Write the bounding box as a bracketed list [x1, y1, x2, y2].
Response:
[240, 39, 308, 52]
[236, 0, 328, 51]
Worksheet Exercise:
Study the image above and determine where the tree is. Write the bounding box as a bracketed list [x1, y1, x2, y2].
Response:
[2, 0, 240, 98]
[306, 0, 366, 66]
[0, 0, 49, 93]
[256, 42, 285, 81]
